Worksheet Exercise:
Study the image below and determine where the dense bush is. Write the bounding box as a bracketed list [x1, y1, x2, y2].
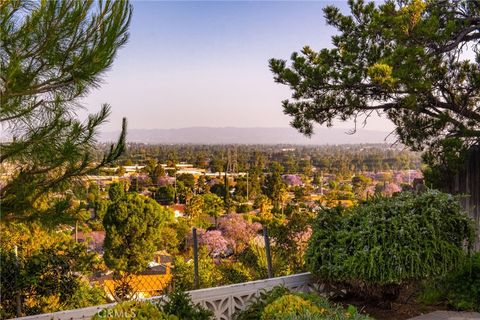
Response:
[233, 287, 290, 320]
[233, 287, 370, 320]
[261, 294, 320, 320]
[218, 261, 254, 285]
[306, 190, 475, 301]
[172, 249, 222, 290]
[161, 291, 214, 319]
[0, 226, 104, 318]
[446, 253, 480, 310]
[418, 253, 480, 311]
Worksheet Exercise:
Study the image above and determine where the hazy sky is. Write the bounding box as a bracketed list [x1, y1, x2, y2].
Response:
[83, 1, 394, 132]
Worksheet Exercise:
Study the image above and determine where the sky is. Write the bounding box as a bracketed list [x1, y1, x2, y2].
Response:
[82, 1, 394, 132]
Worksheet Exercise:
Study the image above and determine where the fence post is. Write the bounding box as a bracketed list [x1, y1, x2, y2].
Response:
[14, 245, 21, 317]
[263, 227, 274, 278]
[192, 227, 199, 289]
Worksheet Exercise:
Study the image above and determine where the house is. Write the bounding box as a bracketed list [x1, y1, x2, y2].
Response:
[169, 204, 186, 218]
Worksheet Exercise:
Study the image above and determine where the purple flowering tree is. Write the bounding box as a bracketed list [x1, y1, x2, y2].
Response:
[381, 182, 402, 196]
[196, 229, 230, 257]
[282, 174, 303, 187]
[219, 213, 262, 254]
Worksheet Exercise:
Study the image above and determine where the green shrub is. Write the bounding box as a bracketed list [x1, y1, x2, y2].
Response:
[261, 294, 321, 319]
[306, 190, 474, 301]
[92, 301, 176, 320]
[172, 249, 223, 290]
[219, 261, 254, 285]
[234, 287, 371, 320]
[418, 253, 480, 311]
[160, 291, 214, 320]
[233, 286, 290, 320]
[63, 281, 106, 310]
[446, 253, 480, 310]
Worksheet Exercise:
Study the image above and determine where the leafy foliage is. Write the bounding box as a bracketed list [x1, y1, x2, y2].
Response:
[172, 248, 222, 291]
[237, 241, 289, 279]
[218, 261, 254, 285]
[261, 294, 321, 320]
[269, 0, 480, 166]
[418, 252, 480, 311]
[422, 137, 471, 189]
[156, 185, 176, 205]
[306, 190, 475, 300]
[445, 253, 480, 311]
[268, 205, 314, 272]
[0, 0, 132, 219]
[0, 223, 104, 318]
[202, 193, 224, 225]
[234, 287, 371, 320]
[103, 193, 174, 275]
[233, 286, 290, 320]
[161, 290, 214, 320]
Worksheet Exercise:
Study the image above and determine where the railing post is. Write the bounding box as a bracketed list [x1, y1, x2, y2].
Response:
[263, 227, 274, 278]
[14, 245, 22, 317]
[192, 227, 199, 289]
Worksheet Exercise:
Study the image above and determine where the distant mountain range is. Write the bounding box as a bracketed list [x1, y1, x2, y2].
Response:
[99, 127, 394, 145]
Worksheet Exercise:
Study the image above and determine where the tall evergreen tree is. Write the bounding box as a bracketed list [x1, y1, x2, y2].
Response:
[103, 193, 173, 298]
[0, 0, 132, 220]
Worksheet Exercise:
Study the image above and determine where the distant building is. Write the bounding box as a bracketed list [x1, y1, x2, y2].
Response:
[169, 204, 186, 218]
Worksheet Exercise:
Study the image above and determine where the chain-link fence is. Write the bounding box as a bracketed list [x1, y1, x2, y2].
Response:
[0, 245, 174, 319]
[0, 226, 276, 319]
[1, 246, 22, 319]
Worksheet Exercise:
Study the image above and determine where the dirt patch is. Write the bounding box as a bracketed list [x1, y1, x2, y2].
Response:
[335, 296, 448, 320]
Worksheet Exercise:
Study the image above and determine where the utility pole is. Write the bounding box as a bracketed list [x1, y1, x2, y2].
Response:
[246, 172, 249, 200]
[320, 170, 324, 195]
[174, 172, 178, 204]
[263, 228, 274, 278]
[192, 228, 199, 289]
[14, 245, 21, 317]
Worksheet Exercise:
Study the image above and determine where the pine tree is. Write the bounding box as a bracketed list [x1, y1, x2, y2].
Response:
[269, 0, 480, 174]
[0, 0, 132, 220]
[103, 192, 174, 298]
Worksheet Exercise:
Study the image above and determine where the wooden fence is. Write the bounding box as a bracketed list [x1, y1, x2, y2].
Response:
[449, 145, 480, 250]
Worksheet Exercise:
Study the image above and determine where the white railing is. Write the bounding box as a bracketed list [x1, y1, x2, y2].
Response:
[13, 272, 321, 320]
[189, 272, 320, 320]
